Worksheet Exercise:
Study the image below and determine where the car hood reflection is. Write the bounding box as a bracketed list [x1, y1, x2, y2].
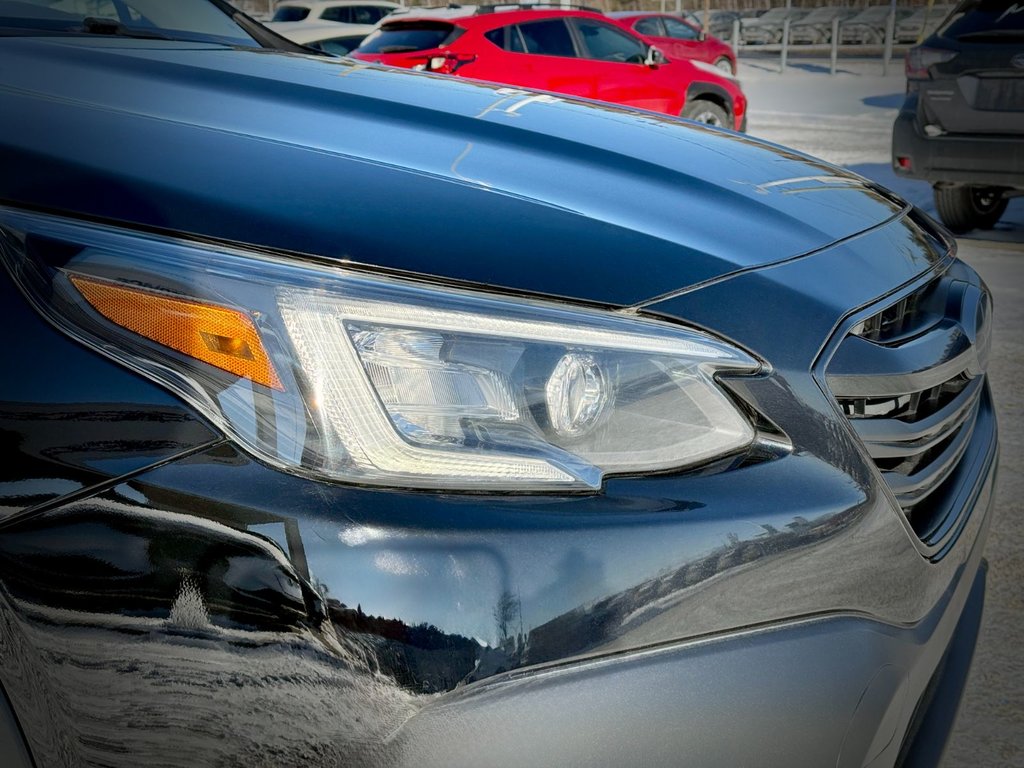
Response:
[1, 37, 908, 305]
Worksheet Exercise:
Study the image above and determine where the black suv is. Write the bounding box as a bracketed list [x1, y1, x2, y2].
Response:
[893, 0, 1024, 232]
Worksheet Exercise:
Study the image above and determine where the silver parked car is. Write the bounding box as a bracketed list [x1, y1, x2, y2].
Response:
[896, 3, 954, 43]
[789, 6, 857, 45]
[840, 4, 914, 44]
[267, 20, 374, 54]
[740, 6, 807, 44]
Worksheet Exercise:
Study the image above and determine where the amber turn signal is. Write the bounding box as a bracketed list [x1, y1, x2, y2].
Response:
[69, 274, 283, 390]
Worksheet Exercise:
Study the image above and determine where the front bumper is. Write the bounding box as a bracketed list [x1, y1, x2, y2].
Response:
[397, 538, 992, 768]
[790, 27, 827, 45]
[893, 106, 1024, 187]
[0, 406, 996, 767]
[0, 211, 997, 767]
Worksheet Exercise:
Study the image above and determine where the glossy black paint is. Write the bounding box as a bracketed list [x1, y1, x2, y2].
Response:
[0, 254, 219, 519]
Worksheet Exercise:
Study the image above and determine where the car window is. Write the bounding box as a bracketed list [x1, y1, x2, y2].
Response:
[321, 5, 391, 24]
[483, 26, 502, 47]
[272, 6, 311, 22]
[309, 34, 366, 54]
[633, 17, 664, 36]
[357, 22, 458, 53]
[0, 0, 259, 45]
[44, 1, 141, 20]
[940, 0, 1024, 39]
[516, 18, 576, 57]
[573, 19, 646, 63]
[663, 17, 699, 40]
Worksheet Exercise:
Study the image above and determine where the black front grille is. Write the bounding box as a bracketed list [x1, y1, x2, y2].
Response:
[826, 273, 991, 541]
[849, 280, 936, 343]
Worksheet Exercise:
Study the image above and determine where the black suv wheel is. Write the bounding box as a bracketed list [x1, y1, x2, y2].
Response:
[933, 185, 1008, 233]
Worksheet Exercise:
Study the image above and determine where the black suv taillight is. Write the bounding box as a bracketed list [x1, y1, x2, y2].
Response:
[905, 46, 957, 79]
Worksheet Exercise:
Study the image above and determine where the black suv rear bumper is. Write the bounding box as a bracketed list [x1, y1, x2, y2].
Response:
[892, 107, 1024, 188]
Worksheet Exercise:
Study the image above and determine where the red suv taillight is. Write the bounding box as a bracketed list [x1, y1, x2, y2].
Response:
[905, 46, 956, 79]
[425, 53, 476, 74]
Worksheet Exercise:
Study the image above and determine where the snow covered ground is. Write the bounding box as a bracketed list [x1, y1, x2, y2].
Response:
[738, 55, 1024, 243]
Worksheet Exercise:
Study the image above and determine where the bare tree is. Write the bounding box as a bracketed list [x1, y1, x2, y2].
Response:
[493, 590, 520, 644]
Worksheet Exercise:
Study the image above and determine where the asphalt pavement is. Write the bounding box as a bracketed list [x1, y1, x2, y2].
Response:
[947, 240, 1024, 768]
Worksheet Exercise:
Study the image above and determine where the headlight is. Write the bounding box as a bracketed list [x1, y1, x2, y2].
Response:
[1, 208, 761, 491]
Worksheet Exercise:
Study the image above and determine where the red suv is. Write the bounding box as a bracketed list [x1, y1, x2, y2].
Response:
[351, 5, 746, 130]
[607, 12, 737, 75]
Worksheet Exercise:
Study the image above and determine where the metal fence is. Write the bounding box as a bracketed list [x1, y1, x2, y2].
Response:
[235, 0, 944, 75]
[236, 0, 945, 14]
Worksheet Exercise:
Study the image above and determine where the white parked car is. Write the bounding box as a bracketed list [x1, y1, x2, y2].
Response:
[268, 21, 374, 54]
[266, 20, 374, 54]
[270, 0, 401, 26]
[839, 4, 913, 45]
[895, 3, 954, 43]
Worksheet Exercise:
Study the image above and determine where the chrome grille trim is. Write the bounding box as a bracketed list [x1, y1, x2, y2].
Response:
[827, 321, 974, 398]
[880, 404, 977, 508]
[848, 376, 982, 456]
[825, 271, 990, 535]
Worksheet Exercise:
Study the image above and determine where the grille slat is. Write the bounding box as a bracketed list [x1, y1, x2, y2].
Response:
[827, 320, 974, 398]
[851, 375, 983, 456]
[880, 405, 977, 508]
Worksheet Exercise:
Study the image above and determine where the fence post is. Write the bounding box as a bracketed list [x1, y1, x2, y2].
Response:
[830, 17, 839, 75]
[882, 10, 896, 75]
[780, 18, 790, 74]
[732, 17, 740, 53]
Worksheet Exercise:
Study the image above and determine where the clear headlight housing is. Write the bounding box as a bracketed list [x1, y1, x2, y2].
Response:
[1, 208, 762, 491]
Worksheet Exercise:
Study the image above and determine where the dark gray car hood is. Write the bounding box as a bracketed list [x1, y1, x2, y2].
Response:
[0, 36, 908, 305]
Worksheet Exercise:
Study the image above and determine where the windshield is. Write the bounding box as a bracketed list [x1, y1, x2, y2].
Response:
[357, 21, 458, 53]
[906, 4, 951, 21]
[854, 7, 891, 21]
[0, 0, 259, 45]
[272, 6, 311, 22]
[940, 0, 1024, 39]
[808, 7, 851, 21]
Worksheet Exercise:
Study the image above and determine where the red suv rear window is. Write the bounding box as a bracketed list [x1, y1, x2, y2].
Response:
[358, 21, 463, 53]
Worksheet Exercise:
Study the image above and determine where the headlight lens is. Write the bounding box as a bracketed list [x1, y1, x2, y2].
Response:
[1, 208, 761, 491]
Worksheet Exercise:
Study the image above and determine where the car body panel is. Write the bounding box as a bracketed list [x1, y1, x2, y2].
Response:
[266, 20, 374, 53]
[0, 216, 998, 765]
[607, 12, 736, 72]
[350, 9, 746, 127]
[0, 260, 221, 519]
[270, 0, 401, 25]
[788, 7, 858, 45]
[839, 6, 913, 45]
[0, 4, 998, 766]
[893, 0, 1024, 189]
[896, 4, 954, 44]
[0, 37, 902, 307]
[740, 7, 807, 44]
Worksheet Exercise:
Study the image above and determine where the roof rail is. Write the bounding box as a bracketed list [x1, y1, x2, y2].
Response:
[475, 3, 603, 14]
[384, 2, 602, 19]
